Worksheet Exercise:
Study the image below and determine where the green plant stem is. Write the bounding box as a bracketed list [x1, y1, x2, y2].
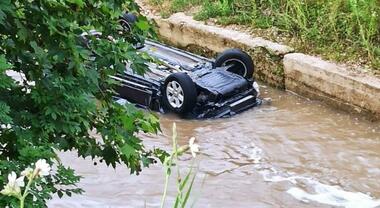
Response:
[172, 125, 182, 203]
[19, 171, 39, 208]
[20, 176, 34, 208]
[160, 165, 171, 208]
[160, 123, 178, 208]
[175, 142, 182, 206]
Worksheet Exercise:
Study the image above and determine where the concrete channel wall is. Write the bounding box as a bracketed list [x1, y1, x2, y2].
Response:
[153, 13, 294, 89]
[146, 12, 380, 120]
[284, 54, 380, 119]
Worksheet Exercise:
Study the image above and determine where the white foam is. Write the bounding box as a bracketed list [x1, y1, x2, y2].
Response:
[250, 144, 380, 208]
[249, 142, 263, 163]
[287, 182, 380, 208]
[260, 169, 380, 207]
[259, 169, 380, 208]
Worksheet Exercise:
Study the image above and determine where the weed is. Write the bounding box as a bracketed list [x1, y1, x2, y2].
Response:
[160, 123, 200, 208]
[149, 0, 380, 71]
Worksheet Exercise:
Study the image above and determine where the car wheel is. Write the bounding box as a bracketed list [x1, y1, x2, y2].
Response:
[214, 49, 254, 79]
[163, 73, 197, 115]
[120, 13, 138, 32]
[120, 12, 145, 49]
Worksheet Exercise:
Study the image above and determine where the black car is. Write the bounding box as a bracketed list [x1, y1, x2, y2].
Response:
[113, 14, 261, 119]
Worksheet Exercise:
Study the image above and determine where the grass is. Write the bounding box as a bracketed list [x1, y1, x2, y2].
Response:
[149, 0, 203, 17]
[148, 0, 380, 72]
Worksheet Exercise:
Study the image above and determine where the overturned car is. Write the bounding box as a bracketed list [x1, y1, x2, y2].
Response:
[113, 14, 261, 119]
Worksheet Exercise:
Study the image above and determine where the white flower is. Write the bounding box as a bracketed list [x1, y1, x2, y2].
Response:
[21, 167, 33, 179]
[8, 172, 25, 188]
[188, 137, 200, 158]
[34, 159, 51, 177]
[0, 172, 24, 196]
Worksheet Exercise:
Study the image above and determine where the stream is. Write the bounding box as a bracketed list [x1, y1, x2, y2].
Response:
[48, 83, 380, 208]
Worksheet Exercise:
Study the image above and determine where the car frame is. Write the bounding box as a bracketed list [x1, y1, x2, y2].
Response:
[113, 13, 261, 119]
[113, 43, 261, 119]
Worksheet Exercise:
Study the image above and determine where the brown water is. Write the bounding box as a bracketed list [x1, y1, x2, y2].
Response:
[48, 84, 380, 208]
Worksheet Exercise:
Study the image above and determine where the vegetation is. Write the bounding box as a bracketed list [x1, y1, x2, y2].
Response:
[160, 123, 199, 208]
[149, 0, 203, 16]
[149, 0, 380, 71]
[1, 159, 52, 208]
[0, 0, 167, 207]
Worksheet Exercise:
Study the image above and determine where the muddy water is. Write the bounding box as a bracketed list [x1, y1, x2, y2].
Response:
[48, 84, 380, 208]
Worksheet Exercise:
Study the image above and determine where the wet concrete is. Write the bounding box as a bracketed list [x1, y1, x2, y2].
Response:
[48, 83, 380, 208]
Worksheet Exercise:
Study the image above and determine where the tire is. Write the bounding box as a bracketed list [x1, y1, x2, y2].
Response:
[163, 73, 197, 115]
[214, 49, 254, 79]
[120, 12, 145, 49]
[120, 13, 138, 32]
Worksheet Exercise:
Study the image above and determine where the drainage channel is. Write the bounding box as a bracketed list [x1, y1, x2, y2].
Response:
[49, 83, 380, 208]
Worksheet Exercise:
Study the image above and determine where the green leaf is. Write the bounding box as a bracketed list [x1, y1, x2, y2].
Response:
[0, 0, 12, 25]
[180, 169, 192, 191]
[102, 146, 118, 168]
[0, 101, 12, 124]
[15, 20, 28, 42]
[57, 191, 63, 198]
[67, 0, 85, 8]
[181, 172, 197, 208]
[120, 143, 137, 159]
[0, 55, 11, 71]
[0, 0, 161, 206]
[136, 20, 150, 31]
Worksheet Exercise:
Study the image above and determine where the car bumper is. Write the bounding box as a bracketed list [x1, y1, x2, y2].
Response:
[191, 86, 260, 119]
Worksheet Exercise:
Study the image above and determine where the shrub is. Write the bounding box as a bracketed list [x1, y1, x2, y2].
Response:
[0, 0, 165, 207]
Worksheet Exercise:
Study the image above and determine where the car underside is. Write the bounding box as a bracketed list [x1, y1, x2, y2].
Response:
[113, 39, 261, 119]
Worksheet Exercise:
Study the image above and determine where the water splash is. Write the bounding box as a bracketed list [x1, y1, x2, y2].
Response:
[249, 143, 380, 208]
[288, 182, 380, 208]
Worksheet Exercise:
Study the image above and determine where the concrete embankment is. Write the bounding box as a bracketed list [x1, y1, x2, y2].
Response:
[143, 11, 380, 120]
[284, 54, 380, 119]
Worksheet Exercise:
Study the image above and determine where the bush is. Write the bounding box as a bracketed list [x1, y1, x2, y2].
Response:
[0, 0, 166, 207]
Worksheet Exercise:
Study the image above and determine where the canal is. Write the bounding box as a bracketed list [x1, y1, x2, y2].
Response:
[49, 83, 380, 208]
